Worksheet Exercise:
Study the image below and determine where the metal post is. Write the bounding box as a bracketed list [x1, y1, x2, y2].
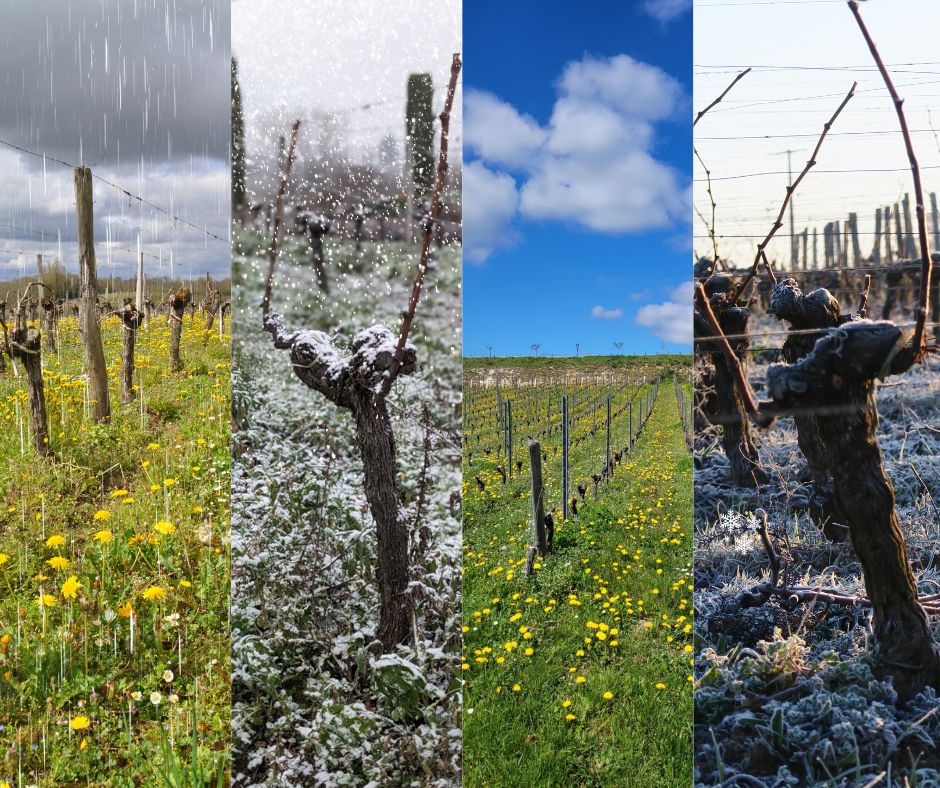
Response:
[562, 395, 569, 520]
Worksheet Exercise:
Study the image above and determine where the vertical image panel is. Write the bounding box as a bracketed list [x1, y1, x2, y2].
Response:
[693, 0, 940, 783]
[0, 1, 232, 783]
[461, 1, 694, 785]
[230, 1, 462, 784]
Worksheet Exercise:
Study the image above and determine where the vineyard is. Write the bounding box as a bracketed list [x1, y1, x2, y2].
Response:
[230, 226, 463, 784]
[462, 357, 693, 787]
[692, 3, 940, 785]
[0, 298, 232, 784]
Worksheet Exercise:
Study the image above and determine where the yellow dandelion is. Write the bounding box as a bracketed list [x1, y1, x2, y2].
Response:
[603, 691, 614, 700]
[511, 684, 521, 692]
[45, 535, 65, 549]
[37, 594, 57, 608]
[142, 586, 167, 601]
[70, 715, 90, 731]
[117, 601, 133, 617]
[46, 556, 69, 571]
[61, 575, 81, 599]
[153, 521, 176, 536]
[110, 489, 129, 498]
[92, 510, 111, 521]
[0, 553, 8, 566]
[93, 530, 113, 544]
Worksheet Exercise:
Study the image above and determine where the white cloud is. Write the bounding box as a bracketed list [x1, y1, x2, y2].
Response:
[464, 89, 547, 169]
[465, 53, 689, 246]
[462, 160, 519, 264]
[591, 305, 623, 319]
[641, 0, 692, 24]
[635, 281, 693, 345]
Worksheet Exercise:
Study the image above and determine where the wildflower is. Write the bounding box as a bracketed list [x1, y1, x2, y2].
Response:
[150, 691, 162, 705]
[512, 684, 521, 692]
[46, 556, 69, 571]
[0, 553, 8, 566]
[61, 575, 81, 599]
[655, 682, 666, 690]
[79, 739, 88, 750]
[110, 489, 129, 498]
[70, 716, 90, 731]
[575, 676, 586, 684]
[603, 691, 614, 700]
[118, 602, 133, 617]
[163, 478, 176, 487]
[93, 530, 113, 544]
[142, 586, 166, 601]
[131, 691, 142, 702]
[562, 700, 572, 708]
[163, 669, 174, 683]
[565, 713, 576, 721]
[153, 521, 176, 536]
[93, 510, 111, 521]
[45, 535, 65, 549]
[37, 594, 57, 608]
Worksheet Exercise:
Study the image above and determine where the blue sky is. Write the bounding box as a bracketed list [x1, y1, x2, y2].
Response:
[462, 0, 692, 357]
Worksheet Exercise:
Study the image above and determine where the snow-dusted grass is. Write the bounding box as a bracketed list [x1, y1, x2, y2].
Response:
[694, 347, 940, 786]
[230, 230, 461, 786]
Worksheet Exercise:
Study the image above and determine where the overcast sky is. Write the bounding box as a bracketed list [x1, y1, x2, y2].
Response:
[232, 0, 461, 174]
[695, 0, 940, 268]
[0, 0, 230, 283]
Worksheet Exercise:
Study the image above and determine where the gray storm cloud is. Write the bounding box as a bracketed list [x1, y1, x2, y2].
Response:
[0, 0, 229, 165]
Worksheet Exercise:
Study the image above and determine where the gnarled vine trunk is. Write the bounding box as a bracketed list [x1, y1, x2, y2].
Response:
[12, 327, 51, 457]
[168, 288, 192, 373]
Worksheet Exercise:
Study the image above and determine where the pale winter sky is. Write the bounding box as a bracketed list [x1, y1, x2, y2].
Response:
[0, 0, 231, 284]
[232, 0, 462, 173]
[694, 0, 940, 269]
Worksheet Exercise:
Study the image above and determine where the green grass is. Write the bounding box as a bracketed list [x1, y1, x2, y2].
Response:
[462, 384, 693, 787]
[0, 313, 230, 785]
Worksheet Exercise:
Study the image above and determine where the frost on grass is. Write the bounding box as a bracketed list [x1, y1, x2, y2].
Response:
[694, 322, 940, 786]
[232, 233, 461, 786]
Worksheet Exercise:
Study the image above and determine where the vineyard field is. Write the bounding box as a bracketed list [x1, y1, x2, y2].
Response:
[0, 310, 231, 785]
[462, 359, 693, 787]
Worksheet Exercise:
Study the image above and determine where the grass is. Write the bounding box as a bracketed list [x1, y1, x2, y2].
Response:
[462, 374, 693, 787]
[0, 312, 230, 785]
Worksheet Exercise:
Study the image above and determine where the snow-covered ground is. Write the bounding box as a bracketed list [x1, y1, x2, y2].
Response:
[231, 231, 461, 786]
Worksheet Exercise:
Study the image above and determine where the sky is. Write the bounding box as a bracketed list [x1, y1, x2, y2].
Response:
[694, 0, 940, 269]
[462, 0, 693, 357]
[232, 0, 461, 183]
[0, 0, 230, 284]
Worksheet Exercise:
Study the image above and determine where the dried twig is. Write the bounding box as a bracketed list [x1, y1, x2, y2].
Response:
[849, 0, 932, 357]
[261, 119, 301, 318]
[380, 53, 461, 398]
[694, 67, 751, 127]
[732, 82, 857, 303]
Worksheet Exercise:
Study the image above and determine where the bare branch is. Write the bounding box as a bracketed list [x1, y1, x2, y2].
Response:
[849, 0, 932, 358]
[261, 119, 301, 319]
[694, 67, 751, 127]
[732, 82, 857, 302]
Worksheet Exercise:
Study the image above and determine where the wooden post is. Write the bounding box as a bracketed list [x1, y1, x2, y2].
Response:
[801, 229, 808, 270]
[894, 202, 904, 257]
[931, 192, 939, 253]
[902, 193, 915, 258]
[74, 167, 111, 424]
[136, 251, 144, 309]
[873, 208, 882, 264]
[848, 212, 860, 267]
[885, 206, 894, 262]
[629, 398, 633, 449]
[812, 227, 818, 269]
[529, 441, 548, 556]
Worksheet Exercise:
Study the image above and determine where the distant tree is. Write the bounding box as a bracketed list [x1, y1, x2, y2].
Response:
[576, 343, 580, 357]
[531, 343, 541, 356]
[232, 57, 246, 210]
[487, 344, 493, 357]
[406, 74, 434, 199]
[614, 341, 624, 354]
